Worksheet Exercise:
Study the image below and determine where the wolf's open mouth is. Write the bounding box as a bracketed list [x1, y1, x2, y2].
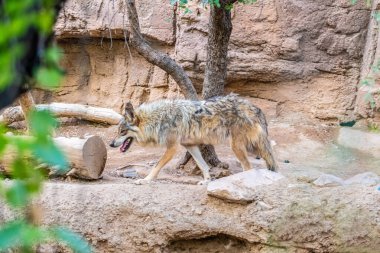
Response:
[120, 137, 133, 152]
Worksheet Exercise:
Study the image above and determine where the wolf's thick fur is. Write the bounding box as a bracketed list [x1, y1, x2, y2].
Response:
[110, 94, 278, 184]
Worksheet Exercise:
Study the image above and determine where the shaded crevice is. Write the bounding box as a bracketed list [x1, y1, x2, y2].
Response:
[164, 234, 249, 253]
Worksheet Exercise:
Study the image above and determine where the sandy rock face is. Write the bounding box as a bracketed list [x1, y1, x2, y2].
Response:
[50, 0, 370, 120]
[177, 0, 368, 83]
[55, 0, 175, 44]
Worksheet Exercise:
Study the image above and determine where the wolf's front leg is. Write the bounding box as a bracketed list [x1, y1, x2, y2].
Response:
[183, 145, 211, 185]
[134, 145, 177, 185]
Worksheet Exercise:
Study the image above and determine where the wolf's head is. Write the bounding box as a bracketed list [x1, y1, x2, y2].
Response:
[110, 102, 140, 152]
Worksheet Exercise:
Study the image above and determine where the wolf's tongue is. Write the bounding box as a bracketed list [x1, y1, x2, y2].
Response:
[120, 138, 130, 152]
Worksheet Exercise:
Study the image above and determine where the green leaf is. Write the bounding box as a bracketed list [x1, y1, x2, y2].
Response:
[0, 221, 24, 250]
[28, 110, 57, 137]
[225, 3, 234, 10]
[35, 9, 54, 34]
[36, 67, 63, 89]
[11, 157, 30, 179]
[45, 45, 62, 65]
[184, 7, 192, 14]
[5, 180, 29, 207]
[364, 93, 376, 109]
[350, 0, 358, 4]
[52, 227, 92, 253]
[0, 133, 7, 156]
[32, 140, 68, 172]
[21, 226, 49, 248]
[360, 78, 375, 87]
[27, 110, 68, 171]
[374, 11, 380, 23]
[0, 221, 50, 251]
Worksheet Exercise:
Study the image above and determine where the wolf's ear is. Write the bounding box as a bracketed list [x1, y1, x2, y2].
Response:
[124, 102, 135, 121]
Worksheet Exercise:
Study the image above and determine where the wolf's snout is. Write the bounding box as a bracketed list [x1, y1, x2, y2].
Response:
[109, 140, 116, 147]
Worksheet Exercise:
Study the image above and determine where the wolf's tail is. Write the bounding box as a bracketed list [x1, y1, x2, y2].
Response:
[246, 108, 278, 171]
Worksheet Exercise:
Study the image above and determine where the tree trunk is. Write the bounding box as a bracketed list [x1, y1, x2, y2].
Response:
[202, 1, 233, 99]
[18, 91, 36, 133]
[1, 135, 107, 180]
[125, 0, 198, 101]
[0, 103, 123, 125]
[18, 91, 35, 118]
[179, 1, 235, 171]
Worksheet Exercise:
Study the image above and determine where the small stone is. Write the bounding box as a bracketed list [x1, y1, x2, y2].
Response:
[147, 161, 155, 166]
[256, 201, 273, 210]
[120, 169, 138, 179]
[313, 174, 344, 187]
[284, 160, 290, 163]
[344, 172, 380, 187]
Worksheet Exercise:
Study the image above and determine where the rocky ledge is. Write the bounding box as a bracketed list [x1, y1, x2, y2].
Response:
[1, 172, 379, 253]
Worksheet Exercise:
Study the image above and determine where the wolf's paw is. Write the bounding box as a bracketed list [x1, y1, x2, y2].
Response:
[134, 178, 152, 185]
[197, 179, 211, 186]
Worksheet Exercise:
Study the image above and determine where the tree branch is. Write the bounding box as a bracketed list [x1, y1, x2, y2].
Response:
[125, 0, 198, 100]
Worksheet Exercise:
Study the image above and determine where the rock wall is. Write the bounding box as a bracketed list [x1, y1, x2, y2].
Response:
[41, 0, 371, 121]
[355, 0, 380, 122]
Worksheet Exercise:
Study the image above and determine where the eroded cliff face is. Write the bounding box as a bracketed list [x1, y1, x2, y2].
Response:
[39, 0, 371, 122]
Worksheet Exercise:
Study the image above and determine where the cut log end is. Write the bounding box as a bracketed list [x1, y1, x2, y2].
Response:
[55, 136, 107, 179]
[1, 135, 107, 180]
[83, 136, 107, 179]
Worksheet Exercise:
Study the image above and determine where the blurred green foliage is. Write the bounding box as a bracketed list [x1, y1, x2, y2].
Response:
[0, 0, 62, 91]
[0, 0, 91, 252]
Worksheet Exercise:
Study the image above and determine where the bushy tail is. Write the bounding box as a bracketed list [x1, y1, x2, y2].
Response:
[246, 109, 278, 171]
[254, 129, 278, 171]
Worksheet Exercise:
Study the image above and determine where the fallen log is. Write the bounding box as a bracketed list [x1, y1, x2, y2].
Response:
[0, 103, 123, 125]
[1, 135, 107, 179]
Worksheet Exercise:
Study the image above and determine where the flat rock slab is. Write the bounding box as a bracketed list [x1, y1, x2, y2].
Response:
[207, 169, 285, 203]
[345, 172, 380, 186]
[337, 127, 380, 157]
[313, 172, 380, 187]
[313, 174, 345, 187]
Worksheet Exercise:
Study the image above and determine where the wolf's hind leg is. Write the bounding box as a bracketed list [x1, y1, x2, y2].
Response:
[230, 138, 251, 171]
[135, 145, 177, 184]
[183, 145, 211, 185]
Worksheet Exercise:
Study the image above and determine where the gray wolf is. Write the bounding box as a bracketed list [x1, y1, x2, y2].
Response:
[110, 94, 278, 185]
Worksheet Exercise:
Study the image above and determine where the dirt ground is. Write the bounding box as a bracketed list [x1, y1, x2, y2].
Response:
[36, 116, 379, 184]
[5, 117, 380, 253]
